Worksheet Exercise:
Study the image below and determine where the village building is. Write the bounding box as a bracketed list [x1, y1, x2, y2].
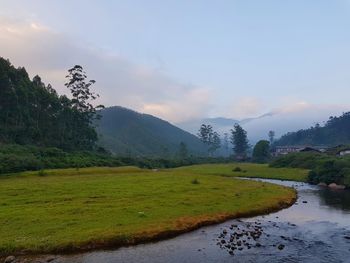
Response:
[273, 145, 328, 156]
[337, 148, 350, 156]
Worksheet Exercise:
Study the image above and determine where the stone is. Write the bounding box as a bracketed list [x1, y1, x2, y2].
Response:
[4, 256, 16, 263]
[328, 183, 346, 190]
[277, 244, 285, 250]
[318, 182, 327, 187]
[46, 256, 56, 262]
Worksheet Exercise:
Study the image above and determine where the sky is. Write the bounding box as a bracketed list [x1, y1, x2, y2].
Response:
[1, 0, 350, 124]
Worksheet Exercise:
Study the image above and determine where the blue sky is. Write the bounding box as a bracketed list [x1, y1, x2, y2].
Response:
[1, 0, 350, 123]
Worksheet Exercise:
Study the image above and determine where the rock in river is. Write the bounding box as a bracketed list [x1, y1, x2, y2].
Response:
[4, 256, 16, 263]
[328, 183, 346, 190]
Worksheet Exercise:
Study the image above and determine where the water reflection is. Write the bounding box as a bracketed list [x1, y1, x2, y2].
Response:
[318, 187, 350, 211]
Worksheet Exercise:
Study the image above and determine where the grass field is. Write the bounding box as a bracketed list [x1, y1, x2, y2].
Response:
[0, 163, 306, 256]
[175, 163, 309, 182]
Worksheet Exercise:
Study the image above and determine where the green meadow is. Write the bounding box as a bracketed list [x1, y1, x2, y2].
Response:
[177, 163, 308, 182]
[0, 164, 307, 256]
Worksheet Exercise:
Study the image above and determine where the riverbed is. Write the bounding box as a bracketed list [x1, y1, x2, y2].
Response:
[44, 179, 350, 263]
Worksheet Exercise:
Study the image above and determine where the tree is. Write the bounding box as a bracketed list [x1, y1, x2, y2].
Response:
[65, 65, 104, 149]
[0, 57, 104, 150]
[223, 132, 229, 156]
[197, 124, 213, 145]
[230, 123, 249, 160]
[178, 141, 188, 159]
[268, 130, 275, 145]
[198, 124, 221, 156]
[209, 132, 221, 156]
[252, 140, 270, 163]
[65, 65, 104, 121]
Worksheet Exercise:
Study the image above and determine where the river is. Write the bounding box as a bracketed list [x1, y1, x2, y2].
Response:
[50, 179, 350, 263]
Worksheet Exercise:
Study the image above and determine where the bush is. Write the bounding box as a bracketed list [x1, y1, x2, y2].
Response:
[38, 169, 47, 177]
[191, 178, 200, 184]
[233, 167, 242, 172]
[271, 152, 350, 187]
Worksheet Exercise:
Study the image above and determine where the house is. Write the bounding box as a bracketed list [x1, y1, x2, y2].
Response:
[273, 145, 328, 156]
[274, 146, 305, 156]
[337, 148, 350, 156]
[299, 147, 321, 153]
[326, 145, 350, 156]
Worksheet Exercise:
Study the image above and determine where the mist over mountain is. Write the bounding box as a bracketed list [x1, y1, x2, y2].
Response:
[177, 106, 349, 145]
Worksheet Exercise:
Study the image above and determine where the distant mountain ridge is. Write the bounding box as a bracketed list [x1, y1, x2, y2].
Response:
[274, 112, 350, 146]
[96, 106, 207, 157]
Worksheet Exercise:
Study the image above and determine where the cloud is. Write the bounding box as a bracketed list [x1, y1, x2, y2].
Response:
[269, 101, 350, 117]
[141, 88, 212, 122]
[0, 17, 212, 123]
[270, 101, 311, 115]
[226, 97, 264, 119]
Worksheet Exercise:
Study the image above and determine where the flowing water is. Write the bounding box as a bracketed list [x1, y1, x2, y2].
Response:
[49, 179, 350, 263]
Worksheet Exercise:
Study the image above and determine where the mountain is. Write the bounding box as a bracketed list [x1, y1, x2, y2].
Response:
[275, 112, 350, 146]
[96, 106, 207, 157]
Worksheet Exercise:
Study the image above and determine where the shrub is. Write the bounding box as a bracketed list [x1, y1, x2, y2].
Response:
[233, 167, 242, 172]
[191, 178, 200, 184]
[38, 169, 47, 177]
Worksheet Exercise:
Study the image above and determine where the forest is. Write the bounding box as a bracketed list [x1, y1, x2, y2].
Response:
[0, 57, 99, 150]
[275, 112, 350, 146]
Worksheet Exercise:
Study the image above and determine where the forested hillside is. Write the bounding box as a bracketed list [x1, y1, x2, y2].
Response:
[275, 112, 350, 146]
[96, 106, 207, 157]
[0, 57, 98, 150]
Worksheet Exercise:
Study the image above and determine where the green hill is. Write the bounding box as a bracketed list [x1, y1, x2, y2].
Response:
[275, 112, 350, 146]
[96, 106, 207, 157]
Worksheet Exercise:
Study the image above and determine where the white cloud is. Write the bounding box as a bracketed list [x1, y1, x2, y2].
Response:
[226, 97, 264, 119]
[0, 17, 212, 123]
[141, 88, 212, 122]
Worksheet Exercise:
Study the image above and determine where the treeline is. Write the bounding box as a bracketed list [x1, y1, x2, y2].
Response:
[0, 58, 100, 150]
[275, 112, 350, 146]
[197, 123, 272, 163]
[0, 144, 229, 174]
[270, 152, 350, 188]
[197, 123, 250, 159]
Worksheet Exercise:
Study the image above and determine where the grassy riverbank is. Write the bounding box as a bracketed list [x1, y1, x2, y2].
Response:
[176, 163, 308, 182]
[0, 164, 304, 256]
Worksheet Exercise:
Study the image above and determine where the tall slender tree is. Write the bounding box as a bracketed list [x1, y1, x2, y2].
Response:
[230, 123, 249, 160]
[223, 132, 229, 156]
[65, 65, 104, 149]
[197, 124, 213, 145]
[65, 65, 104, 121]
[268, 130, 275, 145]
[198, 124, 222, 156]
[209, 131, 221, 156]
